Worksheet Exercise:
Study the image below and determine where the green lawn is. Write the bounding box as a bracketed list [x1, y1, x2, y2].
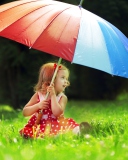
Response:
[0, 100, 128, 160]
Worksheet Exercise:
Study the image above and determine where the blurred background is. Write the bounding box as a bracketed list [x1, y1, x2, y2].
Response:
[0, 0, 128, 109]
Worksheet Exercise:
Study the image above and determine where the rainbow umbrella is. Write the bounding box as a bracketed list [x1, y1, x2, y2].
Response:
[0, 0, 128, 124]
[0, 0, 128, 78]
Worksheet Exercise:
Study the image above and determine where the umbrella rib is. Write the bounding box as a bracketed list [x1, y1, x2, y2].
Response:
[18, 6, 65, 43]
[0, 0, 39, 13]
[1, 2, 71, 44]
[102, 23, 126, 76]
[51, 9, 76, 58]
[1, 0, 67, 30]
[0, 2, 54, 32]
[30, 6, 73, 48]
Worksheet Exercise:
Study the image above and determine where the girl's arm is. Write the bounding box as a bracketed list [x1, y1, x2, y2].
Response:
[23, 92, 49, 117]
[47, 84, 67, 117]
[50, 94, 67, 117]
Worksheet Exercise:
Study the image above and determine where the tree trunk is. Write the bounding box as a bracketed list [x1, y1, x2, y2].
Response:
[7, 67, 20, 109]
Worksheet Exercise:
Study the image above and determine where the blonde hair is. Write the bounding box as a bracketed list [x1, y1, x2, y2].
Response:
[34, 62, 70, 94]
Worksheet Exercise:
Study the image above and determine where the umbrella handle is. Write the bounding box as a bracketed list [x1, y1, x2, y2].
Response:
[45, 57, 62, 99]
[35, 58, 62, 125]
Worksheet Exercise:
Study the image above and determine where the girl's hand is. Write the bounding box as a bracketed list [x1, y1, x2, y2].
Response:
[38, 100, 49, 110]
[47, 83, 56, 96]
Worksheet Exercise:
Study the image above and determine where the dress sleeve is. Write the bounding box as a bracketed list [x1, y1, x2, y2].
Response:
[37, 92, 40, 102]
[57, 93, 64, 102]
[37, 91, 44, 102]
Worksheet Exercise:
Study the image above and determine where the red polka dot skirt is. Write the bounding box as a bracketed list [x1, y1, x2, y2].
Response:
[19, 104, 79, 138]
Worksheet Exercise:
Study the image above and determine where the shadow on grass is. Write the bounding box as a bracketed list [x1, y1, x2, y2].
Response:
[0, 105, 21, 120]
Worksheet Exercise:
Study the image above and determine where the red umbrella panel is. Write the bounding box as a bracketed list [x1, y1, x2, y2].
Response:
[0, 0, 81, 62]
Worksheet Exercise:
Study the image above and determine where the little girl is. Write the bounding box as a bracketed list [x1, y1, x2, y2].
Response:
[20, 62, 90, 138]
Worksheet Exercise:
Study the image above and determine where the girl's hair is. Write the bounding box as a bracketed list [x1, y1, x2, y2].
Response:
[34, 62, 70, 94]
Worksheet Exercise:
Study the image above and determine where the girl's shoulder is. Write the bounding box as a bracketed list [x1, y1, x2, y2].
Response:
[57, 92, 67, 102]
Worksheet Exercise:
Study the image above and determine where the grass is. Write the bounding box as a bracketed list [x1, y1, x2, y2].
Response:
[0, 99, 128, 160]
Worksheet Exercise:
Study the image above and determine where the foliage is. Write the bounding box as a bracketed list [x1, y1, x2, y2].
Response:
[84, 0, 128, 37]
[0, 38, 55, 108]
[0, 100, 128, 159]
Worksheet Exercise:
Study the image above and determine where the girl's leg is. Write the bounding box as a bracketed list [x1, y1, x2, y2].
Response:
[72, 126, 80, 135]
[72, 122, 92, 135]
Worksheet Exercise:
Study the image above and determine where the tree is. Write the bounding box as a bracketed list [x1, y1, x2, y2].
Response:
[0, 37, 54, 108]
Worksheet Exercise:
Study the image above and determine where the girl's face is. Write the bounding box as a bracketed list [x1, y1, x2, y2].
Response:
[54, 69, 69, 94]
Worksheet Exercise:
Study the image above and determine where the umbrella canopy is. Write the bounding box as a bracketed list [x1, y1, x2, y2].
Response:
[0, 0, 128, 78]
